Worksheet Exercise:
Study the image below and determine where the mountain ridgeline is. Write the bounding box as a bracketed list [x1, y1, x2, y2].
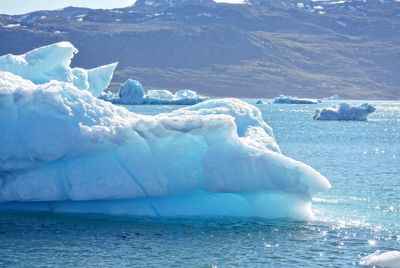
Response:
[0, 0, 399, 99]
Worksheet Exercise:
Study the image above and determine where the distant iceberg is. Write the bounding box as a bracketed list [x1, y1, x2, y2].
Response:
[273, 95, 320, 104]
[147, 89, 174, 101]
[100, 79, 145, 105]
[144, 89, 208, 105]
[0, 42, 331, 219]
[322, 94, 340, 100]
[0, 42, 117, 97]
[360, 250, 400, 268]
[100, 79, 208, 105]
[313, 103, 376, 121]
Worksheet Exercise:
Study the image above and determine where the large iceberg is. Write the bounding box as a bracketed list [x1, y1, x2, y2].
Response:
[0, 42, 331, 219]
[360, 250, 400, 268]
[0, 42, 117, 97]
[0, 71, 330, 219]
[100, 79, 208, 105]
[313, 103, 376, 121]
[273, 95, 320, 104]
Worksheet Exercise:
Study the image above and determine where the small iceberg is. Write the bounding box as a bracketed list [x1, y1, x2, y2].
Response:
[100, 79, 208, 105]
[322, 94, 340, 100]
[273, 95, 320, 104]
[313, 103, 376, 121]
[100, 79, 145, 105]
[359, 250, 400, 268]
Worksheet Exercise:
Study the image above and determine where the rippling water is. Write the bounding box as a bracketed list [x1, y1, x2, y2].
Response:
[0, 100, 399, 267]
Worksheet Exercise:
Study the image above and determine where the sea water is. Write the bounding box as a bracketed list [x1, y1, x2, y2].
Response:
[0, 100, 399, 267]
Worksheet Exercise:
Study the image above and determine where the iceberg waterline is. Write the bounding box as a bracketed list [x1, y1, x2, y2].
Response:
[0, 42, 331, 219]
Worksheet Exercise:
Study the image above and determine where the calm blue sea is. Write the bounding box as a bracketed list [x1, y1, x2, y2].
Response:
[0, 100, 399, 267]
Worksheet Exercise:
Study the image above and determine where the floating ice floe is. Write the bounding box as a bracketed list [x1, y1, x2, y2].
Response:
[313, 103, 376, 121]
[2, 23, 21, 28]
[360, 250, 400, 268]
[322, 94, 340, 100]
[144, 89, 207, 105]
[0, 42, 331, 219]
[273, 95, 320, 104]
[0, 42, 117, 97]
[100, 79, 208, 105]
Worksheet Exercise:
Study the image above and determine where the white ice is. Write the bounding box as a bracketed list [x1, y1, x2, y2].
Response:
[0, 42, 331, 219]
[0, 42, 117, 97]
[147, 89, 174, 100]
[273, 95, 320, 104]
[313, 103, 376, 121]
[322, 94, 340, 100]
[360, 250, 400, 268]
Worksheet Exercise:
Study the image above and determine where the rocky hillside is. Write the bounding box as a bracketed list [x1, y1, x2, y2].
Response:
[0, 0, 399, 99]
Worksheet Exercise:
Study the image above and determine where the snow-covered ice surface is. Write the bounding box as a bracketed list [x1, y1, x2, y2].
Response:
[147, 89, 174, 100]
[0, 43, 331, 219]
[273, 95, 320, 104]
[0, 42, 117, 97]
[100, 80, 208, 105]
[360, 250, 400, 268]
[313, 102, 376, 121]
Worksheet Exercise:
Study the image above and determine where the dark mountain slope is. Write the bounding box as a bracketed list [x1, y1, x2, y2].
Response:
[0, 0, 399, 99]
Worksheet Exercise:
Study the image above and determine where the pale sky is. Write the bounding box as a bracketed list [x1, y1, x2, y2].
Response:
[0, 0, 245, 15]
